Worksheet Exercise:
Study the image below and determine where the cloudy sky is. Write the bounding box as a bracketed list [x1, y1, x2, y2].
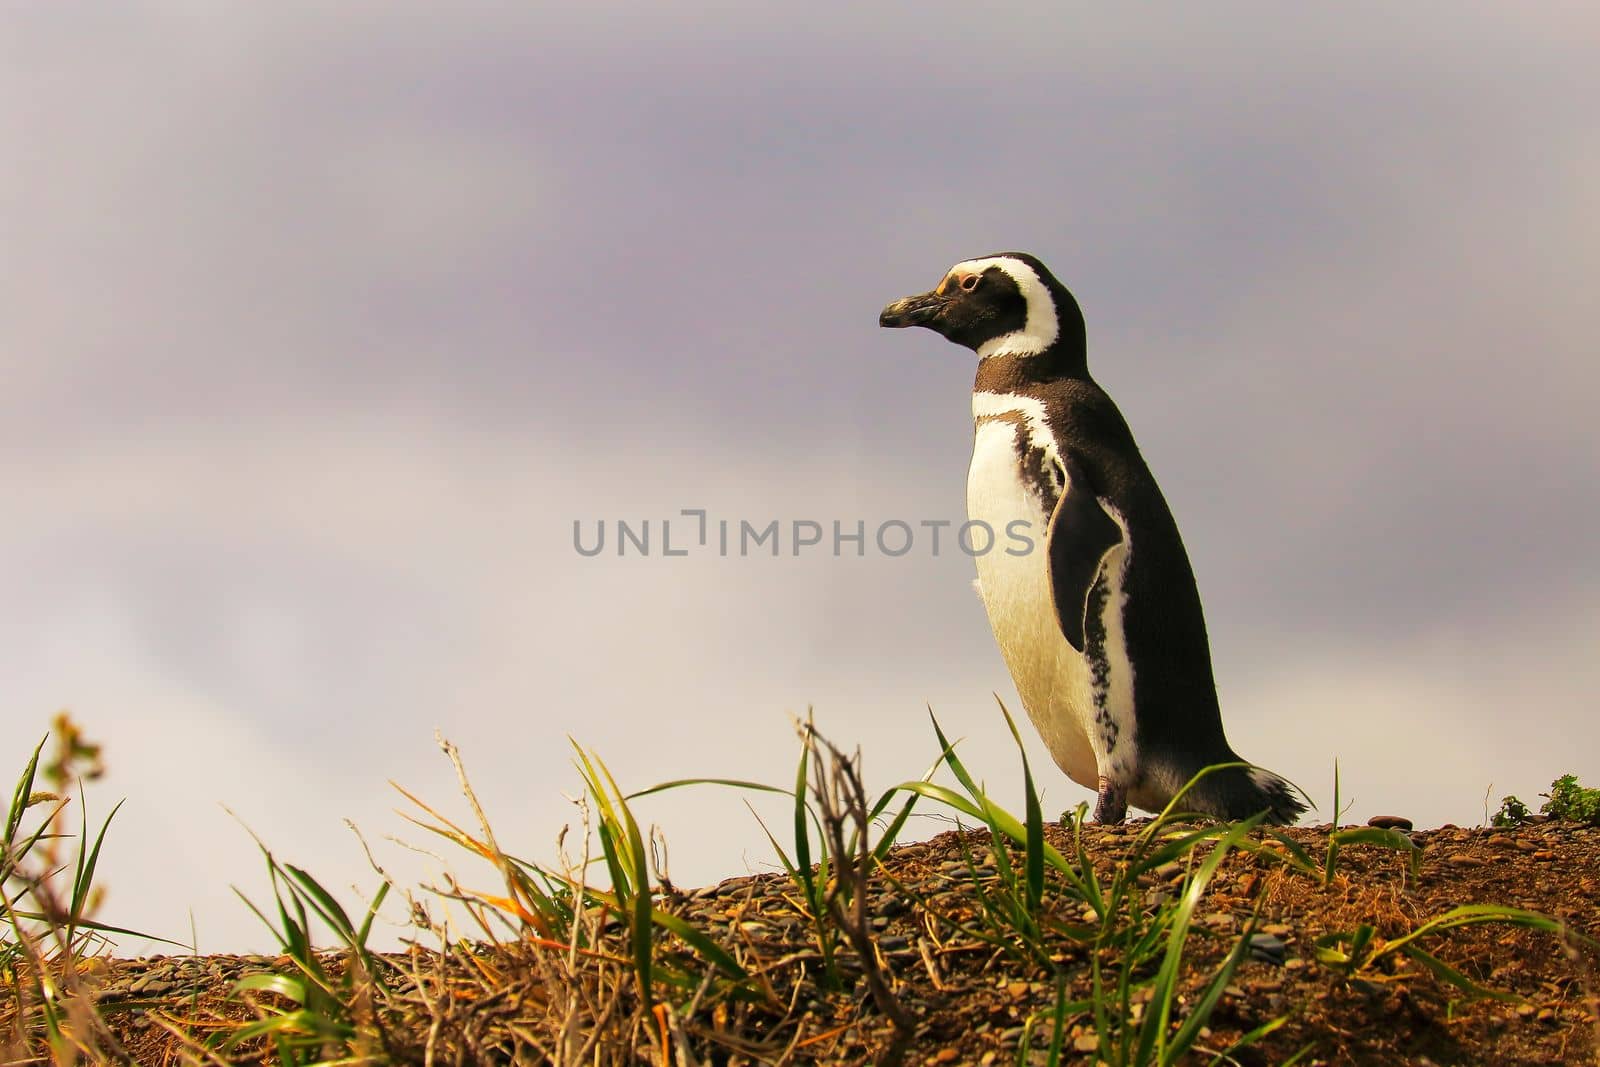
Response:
[3, 4, 1597, 953]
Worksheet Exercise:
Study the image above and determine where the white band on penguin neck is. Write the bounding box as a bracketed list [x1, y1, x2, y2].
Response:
[954, 257, 1060, 360]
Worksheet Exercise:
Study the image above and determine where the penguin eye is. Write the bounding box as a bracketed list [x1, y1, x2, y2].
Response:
[959, 273, 981, 292]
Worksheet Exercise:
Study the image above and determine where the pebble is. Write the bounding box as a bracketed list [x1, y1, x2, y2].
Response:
[1153, 862, 1185, 883]
[1072, 1033, 1099, 1053]
[1444, 854, 1485, 868]
[1248, 933, 1288, 966]
[1486, 834, 1514, 849]
[1367, 815, 1413, 831]
[1533, 850, 1556, 862]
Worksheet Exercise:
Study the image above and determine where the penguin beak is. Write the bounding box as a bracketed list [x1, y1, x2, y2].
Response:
[879, 289, 946, 329]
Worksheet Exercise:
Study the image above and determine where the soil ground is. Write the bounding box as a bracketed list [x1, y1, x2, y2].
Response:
[68, 820, 1600, 1064]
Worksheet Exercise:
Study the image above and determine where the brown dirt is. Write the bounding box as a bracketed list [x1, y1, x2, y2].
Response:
[65, 820, 1600, 1064]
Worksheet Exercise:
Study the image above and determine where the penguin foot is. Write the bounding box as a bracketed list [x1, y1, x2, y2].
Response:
[1094, 776, 1127, 824]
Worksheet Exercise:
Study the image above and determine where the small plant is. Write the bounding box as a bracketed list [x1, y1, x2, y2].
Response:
[632, 713, 926, 991]
[1490, 775, 1600, 828]
[1321, 761, 1418, 886]
[571, 743, 750, 1006]
[1313, 904, 1577, 1001]
[2, 720, 167, 1064]
[1541, 773, 1600, 826]
[1492, 793, 1530, 828]
[217, 824, 397, 1064]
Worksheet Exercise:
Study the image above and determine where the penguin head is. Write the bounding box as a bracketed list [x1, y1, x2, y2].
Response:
[879, 253, 1083, 360]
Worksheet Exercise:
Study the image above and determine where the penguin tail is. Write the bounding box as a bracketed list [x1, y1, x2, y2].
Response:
[1180, 763, 1306, 826]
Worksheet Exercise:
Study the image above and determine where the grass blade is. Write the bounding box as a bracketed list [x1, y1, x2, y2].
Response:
[997, 700, 1045, 915]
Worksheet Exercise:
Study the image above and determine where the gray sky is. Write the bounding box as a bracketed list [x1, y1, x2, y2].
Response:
[3, 3, 1597, 953]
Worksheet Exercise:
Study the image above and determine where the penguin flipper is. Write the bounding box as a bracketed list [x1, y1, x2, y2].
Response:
[1045, 454, 1123, 653]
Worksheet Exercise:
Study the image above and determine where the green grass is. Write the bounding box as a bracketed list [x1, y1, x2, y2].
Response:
[215, 825, 396, 1065]
[2, 723, 174, 1063]
[883, 706, 1290, 1065]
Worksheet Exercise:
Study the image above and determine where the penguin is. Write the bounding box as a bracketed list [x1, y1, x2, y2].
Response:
[879, 253, 1303, 824]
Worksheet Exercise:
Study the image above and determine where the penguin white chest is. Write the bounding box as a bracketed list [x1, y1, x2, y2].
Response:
[965, 417, 1103, 788]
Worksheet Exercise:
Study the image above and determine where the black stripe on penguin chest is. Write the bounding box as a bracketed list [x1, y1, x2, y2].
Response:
[974, 411, 1065, 508]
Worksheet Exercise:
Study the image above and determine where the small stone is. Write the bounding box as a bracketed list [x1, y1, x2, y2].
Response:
[1445, 854, 1484, 867]
[1536, 1007, 1556, 1023]
[1533, 850, 1556, 861]
[1006, 981, 1029, 999]
[1072, 1033, 1099, 1053]
[1154, 862, 1185, 883]
[1367, 815, 1413, 831]
[128, 975, 176, 995]
[1262, 923, 1293, 937]
[933, 1049, 959, 1064]
[1248, 933, 1288, 965]
[1486, 834, 1514, 849]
